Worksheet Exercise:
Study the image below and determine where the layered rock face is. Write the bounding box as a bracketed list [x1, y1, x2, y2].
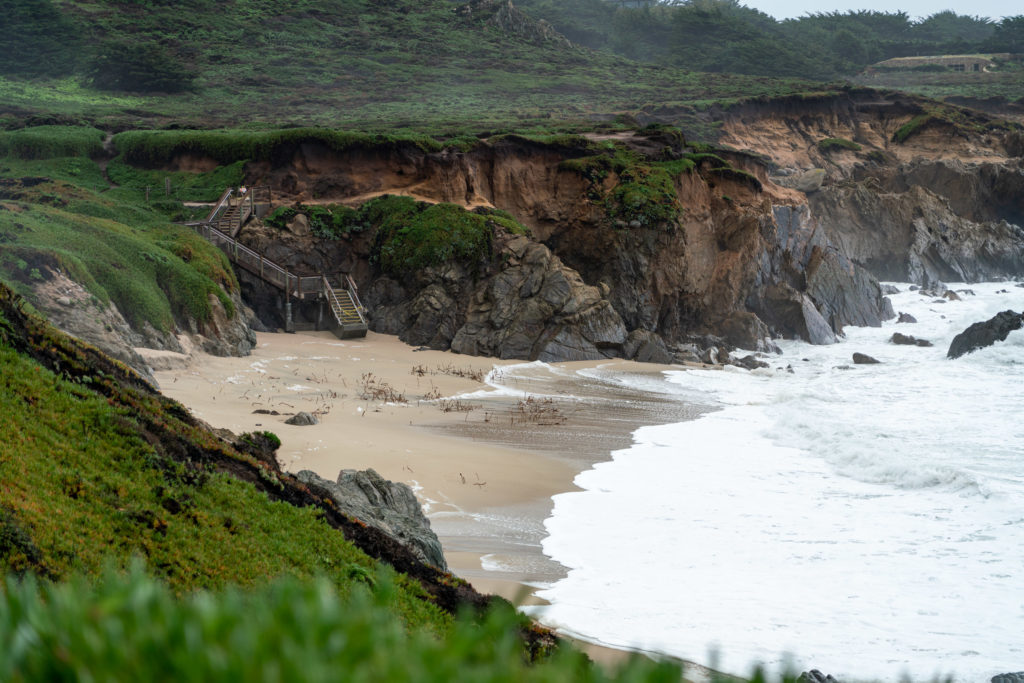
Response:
[229, 94, 1022, 361]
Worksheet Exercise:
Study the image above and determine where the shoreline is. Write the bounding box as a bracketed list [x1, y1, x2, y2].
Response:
[153, 329, 714, 678]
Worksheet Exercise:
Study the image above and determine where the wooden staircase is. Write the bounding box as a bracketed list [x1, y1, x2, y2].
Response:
[325, 279, 370, 339]
[183, 190, 368, 339]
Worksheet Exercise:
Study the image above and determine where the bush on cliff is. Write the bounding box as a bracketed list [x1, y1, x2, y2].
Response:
[366, 196, 528, 276]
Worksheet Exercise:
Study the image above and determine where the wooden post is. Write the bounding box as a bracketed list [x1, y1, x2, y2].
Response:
[165, 177, 171, 196]
[145, 187, 150, 202]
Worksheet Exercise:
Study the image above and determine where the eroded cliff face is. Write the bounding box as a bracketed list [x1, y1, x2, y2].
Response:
[717, 90, 1024, 287]
[226, 97, 1022, 361]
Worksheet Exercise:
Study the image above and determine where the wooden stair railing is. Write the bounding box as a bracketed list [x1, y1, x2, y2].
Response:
[185, 197, 368, 338]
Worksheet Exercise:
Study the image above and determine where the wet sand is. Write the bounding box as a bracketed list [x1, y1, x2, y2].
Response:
[154, 330, 716, 679]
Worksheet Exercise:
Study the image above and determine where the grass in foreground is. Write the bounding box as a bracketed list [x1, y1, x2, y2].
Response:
[0, 567, 686, 683]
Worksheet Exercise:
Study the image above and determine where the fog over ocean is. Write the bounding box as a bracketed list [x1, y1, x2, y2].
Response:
[531, 282, 1024, 681]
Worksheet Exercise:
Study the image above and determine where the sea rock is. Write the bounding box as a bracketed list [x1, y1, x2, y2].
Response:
[622, 329, 674, 364]
[943, 289, 961, 301]
[852, 352, 880, 364]
[732, 354, 769, 370]
[991, 673, 1024, 683]
[285, 411, 319, 426]
[947, 310, 1024, 359]
[897, 312, 917, 324]
[798, 671, 842, 683]
[881, 284, 900, 295]
[890, 332, 933, 347]
[295, 468, 446, 570]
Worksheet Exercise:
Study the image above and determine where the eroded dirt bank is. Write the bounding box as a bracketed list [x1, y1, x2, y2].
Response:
[206, 92, 1024, 363]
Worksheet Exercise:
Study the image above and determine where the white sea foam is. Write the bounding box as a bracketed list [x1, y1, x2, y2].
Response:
[536, 282, 1024, 682]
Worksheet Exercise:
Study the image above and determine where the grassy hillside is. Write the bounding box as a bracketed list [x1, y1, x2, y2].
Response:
[0, 0, 830, 134]
[0, 126, 242, 333]
[0, 274, 697, 680]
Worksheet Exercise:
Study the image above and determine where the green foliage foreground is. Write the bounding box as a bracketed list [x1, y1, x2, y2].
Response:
[0, 567, 683, 683]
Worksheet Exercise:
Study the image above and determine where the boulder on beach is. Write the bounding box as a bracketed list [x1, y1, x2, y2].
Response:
[852, 352, 880, 364]
[947, 310, 1024, 359]
[896, 312, 917, 324]
[296, 468, 446, 570]
[285, 411, 319, 426]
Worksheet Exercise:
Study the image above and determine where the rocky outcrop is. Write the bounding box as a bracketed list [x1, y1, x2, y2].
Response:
[450, 235, 626, 360]
[747, 205, 894, 344]
[296, 468, 447, 570]
[217, 115, 1024, 360]
[947, 310, 1024, 359]
[890, 332, 932, 347]
[798, 671, 842, 683]
[455, 0, 572, 47]
[21, 265, 256, 386]
[810, 182, 1024, 285]
[992, 673, 1024, 683]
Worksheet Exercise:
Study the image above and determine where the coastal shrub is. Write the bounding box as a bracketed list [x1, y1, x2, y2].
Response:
[817, 137, 862, 153]
[607, 165, 681, 227]
[892, 114, 935, 143]
[0, 568, 684, 682]
[106, 158, 246, 203]
[560, 147, 684, 227]
[265, 204, 366, 239]
[113, 129, 445, 167]
[0, 126, 105, 160]
[87, 40, 197, 93]
[370, 198, 494, 275]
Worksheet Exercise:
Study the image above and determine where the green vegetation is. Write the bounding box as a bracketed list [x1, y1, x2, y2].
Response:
[558, 140, 763, 228]
[114, 129, 446, 167]
[817, 137, 863, 152]
[893, 114, 936, 143]
[0, 0, 834, 135]
[0, 130, 241, 331]
[0, 280, 692, 682]
[265, 203, 364, 239]
[0, 126, 105, 160]
[518, 0, 1021, 81]
[106, 158, 246, 203]
[368, 197, 500, 275]
[0, 567, 687, 682]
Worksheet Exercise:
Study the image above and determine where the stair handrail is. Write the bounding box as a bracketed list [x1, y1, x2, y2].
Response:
[206, 188, 234, 223]
[344, 274, 367, 318]
[322, 276, 345, 325]
[324, 276, 368, 326]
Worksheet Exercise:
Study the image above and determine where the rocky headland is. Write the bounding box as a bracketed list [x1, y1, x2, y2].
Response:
[191, 92, 1024, 365]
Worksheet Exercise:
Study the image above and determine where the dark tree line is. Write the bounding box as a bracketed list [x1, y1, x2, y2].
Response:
[516, 0, 1024, 79]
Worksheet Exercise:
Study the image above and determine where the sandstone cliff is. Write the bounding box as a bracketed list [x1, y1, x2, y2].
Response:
[214, 94, 1022, 361]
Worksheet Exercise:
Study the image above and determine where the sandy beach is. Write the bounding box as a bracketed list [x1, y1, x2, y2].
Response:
[153, 329, 715, 677]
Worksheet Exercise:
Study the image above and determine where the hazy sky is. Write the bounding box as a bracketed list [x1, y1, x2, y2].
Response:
[741, 0, 1016, 20]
